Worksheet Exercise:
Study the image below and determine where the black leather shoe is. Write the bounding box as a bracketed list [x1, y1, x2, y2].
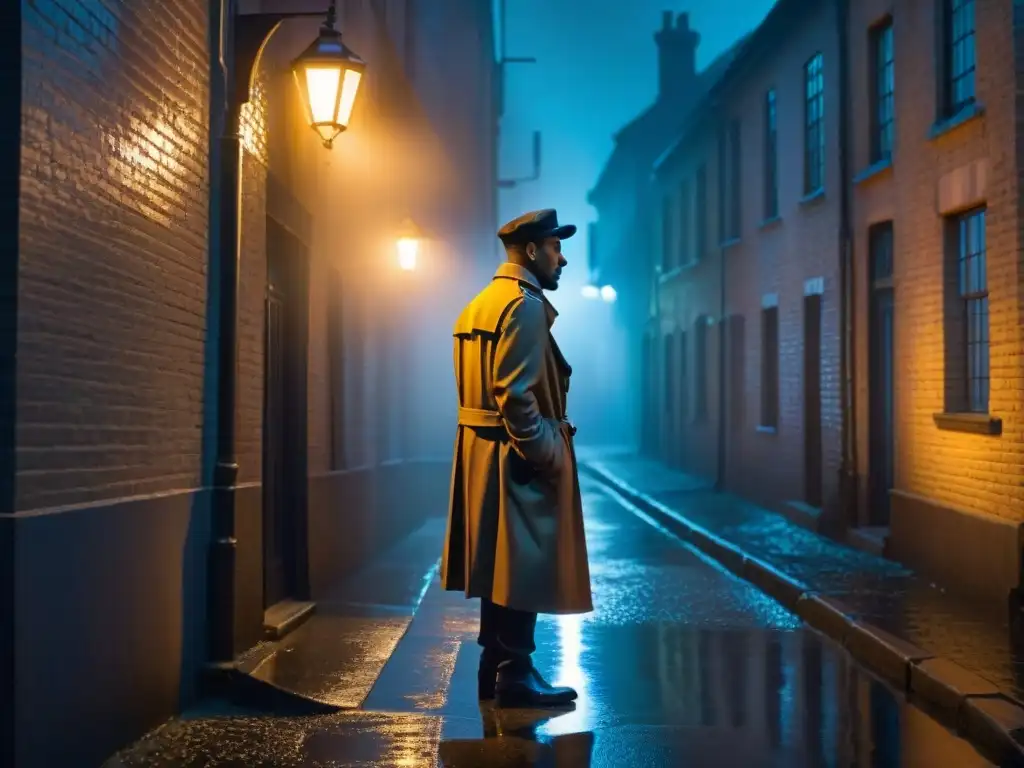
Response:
[478, 649, 502, 700]
[495, 661, 577, 708]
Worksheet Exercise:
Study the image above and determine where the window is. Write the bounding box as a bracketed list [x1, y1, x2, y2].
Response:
[717, 129, 728, 241]
[695, 163, 708, 258]
[760, 305, 779, 428]
[869, 221, 894, 284]
[870, 20, 894, 162]
[718, 121, 742, 241]
[678, 179, 691, 265]
[804, 53, 825, 194]
[663, 335, 675, 414]
[764, 89, 778, 218]
[661, 194, 674, 272]
[946, 208, 988, 413]
[728, 119, 742, 239]
[942, 0, 976, 115]
[694, 316, 708, 420]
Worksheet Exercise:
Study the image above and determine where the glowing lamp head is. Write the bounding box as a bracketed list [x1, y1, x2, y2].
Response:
[397, 237, 419, 271]
[581, 284, 600, 299]
[292, 11, 366, 149]
[396, 219, 423, 271]
[600, 285, 617, 303]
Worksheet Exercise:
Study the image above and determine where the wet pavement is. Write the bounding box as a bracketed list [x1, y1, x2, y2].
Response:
[580, 452, 1024, 705]
[109, 475, 997, 767]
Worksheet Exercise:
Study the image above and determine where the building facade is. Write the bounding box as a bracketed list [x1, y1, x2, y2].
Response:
[610, 0, 1024, 607]
[847, 0, 1023, 601]
[588, 12, 746, 451]
[2, 1, 498, 765]
[651, 0, 847, 518]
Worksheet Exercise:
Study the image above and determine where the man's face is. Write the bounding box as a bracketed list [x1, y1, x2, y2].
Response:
[526, 237, 567, 291]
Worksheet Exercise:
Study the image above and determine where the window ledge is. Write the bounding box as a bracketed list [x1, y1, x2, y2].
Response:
[759, 215, 783, 231]
[929, 101, 985, 141]
[756, 424, 778, 435]
[799, 188, 825, 207]
[933, 412, 1001, 436]
[719, 237, 742, 251]
[853, 157, 892, 185]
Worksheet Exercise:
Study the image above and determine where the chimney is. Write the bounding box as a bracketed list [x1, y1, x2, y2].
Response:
[654, 11, 700, 102]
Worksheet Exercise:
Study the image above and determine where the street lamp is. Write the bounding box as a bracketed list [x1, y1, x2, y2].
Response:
[396, 219, 422, 271]
[207, 0, 369, 671]
[291, 2, 366, 149]
[581, 284, 600, 300]
[600, 285, 617, 303]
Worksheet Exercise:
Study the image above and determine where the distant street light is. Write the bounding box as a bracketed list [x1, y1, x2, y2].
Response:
[396, 219, 423, 271]
[292, 1, 366, 149]
[600, 285, 617, 303]
[581, 284, 600, 300]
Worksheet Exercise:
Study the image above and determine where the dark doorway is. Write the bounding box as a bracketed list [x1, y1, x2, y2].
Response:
[641, 334, 654, 454]
[662, 334, 675, 463]
[727, 315, 745, 433]
[677, 329, 688, 467]
[262, 217, 310, 610]
[803, 294, 823, 508]
[869, 223, 895, 524]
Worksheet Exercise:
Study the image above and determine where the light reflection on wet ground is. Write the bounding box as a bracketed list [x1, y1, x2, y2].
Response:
[110, 477, 996, 767]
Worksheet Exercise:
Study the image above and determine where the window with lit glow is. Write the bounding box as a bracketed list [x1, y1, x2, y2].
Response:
[946, 207, 988, 413]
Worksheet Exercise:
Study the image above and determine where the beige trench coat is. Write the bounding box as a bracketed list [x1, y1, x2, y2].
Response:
[441, 262, 592, 615]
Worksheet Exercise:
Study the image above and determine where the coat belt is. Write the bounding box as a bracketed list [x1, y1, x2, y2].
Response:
[457, 407, 576, 436]
[457, 407, 505, 428]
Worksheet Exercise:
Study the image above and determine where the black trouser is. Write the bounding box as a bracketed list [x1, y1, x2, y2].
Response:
[478, 598, 537, 671]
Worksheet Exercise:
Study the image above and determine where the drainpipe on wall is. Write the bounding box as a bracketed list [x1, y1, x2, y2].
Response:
[715, 237, 727, 492]
[835, 0, 858, 527]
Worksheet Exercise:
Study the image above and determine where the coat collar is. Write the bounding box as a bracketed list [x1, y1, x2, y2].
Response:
[493, 262, 559, 326]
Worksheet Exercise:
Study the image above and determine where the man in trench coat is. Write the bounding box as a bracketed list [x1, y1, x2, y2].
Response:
[441, 208, 593, 708]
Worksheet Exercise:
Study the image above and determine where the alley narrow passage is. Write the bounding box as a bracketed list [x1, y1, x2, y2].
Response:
[109, 476, 994, 767]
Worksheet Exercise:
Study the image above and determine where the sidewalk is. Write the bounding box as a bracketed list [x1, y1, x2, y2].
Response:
[579, 452, 1024, 763]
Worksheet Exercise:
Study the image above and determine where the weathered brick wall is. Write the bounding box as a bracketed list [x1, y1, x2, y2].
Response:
[18, 1, 210, 510]
[851, 0, 1024, 520]
[656, 1, 843, 512]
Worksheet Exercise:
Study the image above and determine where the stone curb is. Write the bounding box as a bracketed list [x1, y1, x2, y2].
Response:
[581, 461, 1024, 767]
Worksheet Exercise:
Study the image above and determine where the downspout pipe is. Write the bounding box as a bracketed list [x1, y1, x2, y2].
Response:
[715, 243, 727, 491]
[836, 0, 857, 526]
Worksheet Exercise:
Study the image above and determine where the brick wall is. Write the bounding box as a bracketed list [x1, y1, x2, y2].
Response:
[654, 1, 844, 513]
[850, 0, 1024, 522]
[18, 0, 210, 510]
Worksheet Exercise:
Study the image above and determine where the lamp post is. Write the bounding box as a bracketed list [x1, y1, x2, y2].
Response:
[208, 0, 365, 669]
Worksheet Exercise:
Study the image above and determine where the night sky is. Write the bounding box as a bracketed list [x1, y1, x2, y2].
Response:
[495, 0, 777, 447]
